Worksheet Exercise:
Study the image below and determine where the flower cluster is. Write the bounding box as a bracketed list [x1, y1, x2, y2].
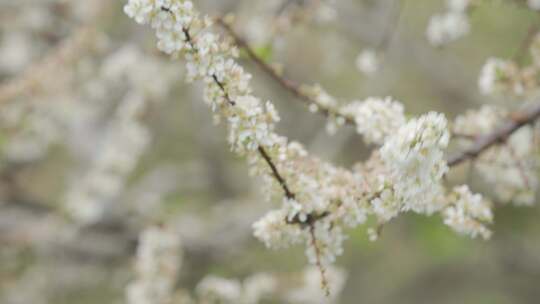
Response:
[126, 225, 182, 304]
[299, 85, 406, 142]
[443, 185, 493, 239]
[340, 97, 406, 145]
[478, 58, 524, 96]
[379, 112, 450, 217]
[252, 209, 303, 249]
[478, 33, 540, 97]
[426, 0, 471, 46]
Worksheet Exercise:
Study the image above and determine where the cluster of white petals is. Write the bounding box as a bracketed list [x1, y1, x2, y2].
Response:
[478, 57, 523, 96]
[301, 85, 407, 142]
[379, 112, 450, 218]
[340, 97, 406, 145]
[443, 185, 493, 239]
[126, 225, 182, 304]
[252, 209, 303, 249]
[426, 0, 471, 46]
[478, 34, 540, 98]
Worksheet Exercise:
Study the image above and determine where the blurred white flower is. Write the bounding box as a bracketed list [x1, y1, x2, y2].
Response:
[427, 12, 470, 46]
[355, 48, 380, 76]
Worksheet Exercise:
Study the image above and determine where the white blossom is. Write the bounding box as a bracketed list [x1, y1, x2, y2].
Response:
[355, 49, 380, 76]
[426, 12, 470, 46]
[443, 185, 493, 239]
[380, 112, 450, 217]
[478, 57, 522, 96]
[252, 209, 303, 249]
[340, 97, 406, 145]
[305, 219, 346, 266]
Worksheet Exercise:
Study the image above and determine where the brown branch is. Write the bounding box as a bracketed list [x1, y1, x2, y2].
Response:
[217, 14, 540, 173]
[448, 102, 540, 167]
[257, 146, 295, 199]
[178, 21, 299, 210]
[215, 17, 356, 126]
[308, 223, 330, 296]
[176, 19, 337, 229]
[506, 144, 531, 188]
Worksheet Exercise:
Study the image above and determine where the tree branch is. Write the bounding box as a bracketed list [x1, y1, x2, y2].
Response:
[216, 17, 540, 175]
[180, 22, 297, 206]
[215, 17, 356, 126]
[448, 102, 540, 167]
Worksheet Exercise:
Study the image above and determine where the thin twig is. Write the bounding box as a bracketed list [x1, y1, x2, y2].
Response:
[376, 0, 405, 52]
[179, 21, 298, 210]
[309, 223, 330, 296]
[506, 144, 531, 188]
[217, 17, 540, 172]
[215, 17, 356, 125]
[258, 146, 295, 200]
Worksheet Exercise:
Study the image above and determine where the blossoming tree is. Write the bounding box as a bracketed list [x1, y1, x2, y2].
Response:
[1, 0, 540, 303]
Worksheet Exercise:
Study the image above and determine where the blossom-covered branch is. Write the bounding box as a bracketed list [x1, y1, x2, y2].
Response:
[448, 101, 540, 167]
[123, 0, 531, 295]
[216, 17, 407, 144]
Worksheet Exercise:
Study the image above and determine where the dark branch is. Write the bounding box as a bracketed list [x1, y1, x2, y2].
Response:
[448, 102, 540, 167]
[216, 17, 356, 126]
